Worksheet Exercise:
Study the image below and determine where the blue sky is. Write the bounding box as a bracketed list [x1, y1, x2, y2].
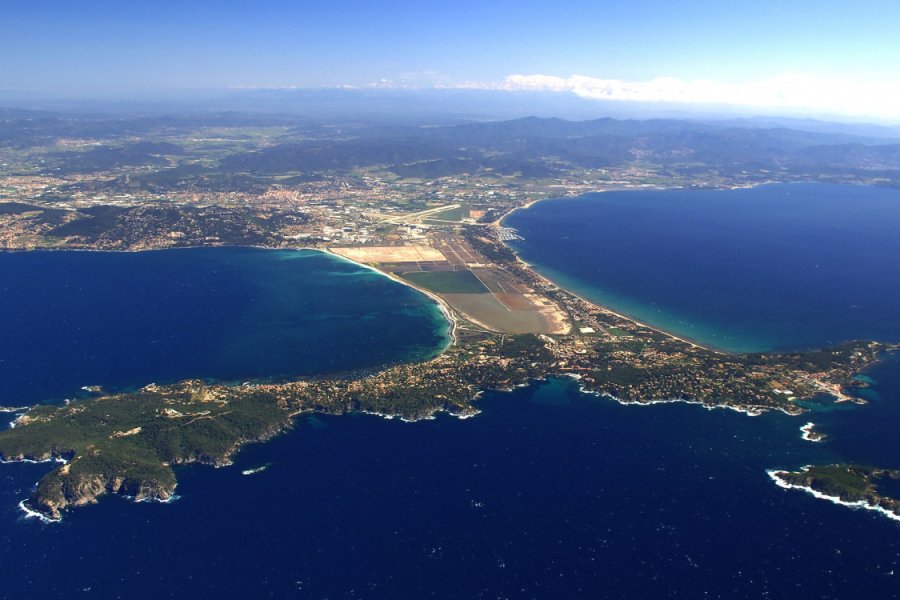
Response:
[3, 0, 900, 118]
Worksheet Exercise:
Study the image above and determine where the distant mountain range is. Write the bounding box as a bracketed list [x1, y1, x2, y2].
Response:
[2, 103, 899, 188]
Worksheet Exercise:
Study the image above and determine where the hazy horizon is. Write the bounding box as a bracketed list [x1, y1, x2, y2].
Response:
[3, 0, 900, 122]
[4, 88, 900, 132]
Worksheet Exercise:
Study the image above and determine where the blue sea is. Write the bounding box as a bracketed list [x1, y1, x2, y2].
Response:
[505, 183, 900, 353]
[2, 185, 900, 599]
[0, 247, 450, 405]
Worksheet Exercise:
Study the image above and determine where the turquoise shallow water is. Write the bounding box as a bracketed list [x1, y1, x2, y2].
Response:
[0, 247, 450, 405]
[505, 183, 900, 353]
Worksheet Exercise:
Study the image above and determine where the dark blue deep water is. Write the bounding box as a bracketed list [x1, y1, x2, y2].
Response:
[0, 247, 450, 405]
[3, 375, 900, 599]
[505, 183, 900, 353]
[2, 186, 900, 599]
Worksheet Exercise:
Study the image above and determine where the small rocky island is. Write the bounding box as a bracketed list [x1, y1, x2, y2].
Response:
[769, 465, 900, 521]
[800, 422, 826, 442]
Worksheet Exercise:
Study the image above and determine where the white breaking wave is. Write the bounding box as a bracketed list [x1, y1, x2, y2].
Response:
[768, 468, 900, 524]
[800, 422, 824, 442]
[18, 501, 59, 524]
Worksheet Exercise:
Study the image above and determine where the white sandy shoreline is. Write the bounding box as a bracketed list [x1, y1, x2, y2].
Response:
[320, 247, 459, 348]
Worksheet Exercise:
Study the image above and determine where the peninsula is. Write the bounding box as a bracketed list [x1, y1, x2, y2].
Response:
[1, 223, 895, 520]
[2, 112, 900, 522]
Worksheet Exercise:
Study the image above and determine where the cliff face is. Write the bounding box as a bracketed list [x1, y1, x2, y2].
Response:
[17, 423, 300, 520]
[29, 466, 179, 520]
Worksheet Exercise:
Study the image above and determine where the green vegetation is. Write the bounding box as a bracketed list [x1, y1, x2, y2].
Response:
[424, 205, 468, 222]
[42, 205, 279, 248]
[594, 365, 647, 387]
[775, 464, 900, 518]
[605, 327, 630, 337]
[47, 142, 182, 174]
[464, 228, 520, 262]
[805, 465, 873, 498]
[0, 382, 293, 519]
[497, 333, 555, 362]
[47, 206, 127, 237]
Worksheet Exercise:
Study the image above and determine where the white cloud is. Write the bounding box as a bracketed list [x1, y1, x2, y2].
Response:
[461, 73, 900, 121]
